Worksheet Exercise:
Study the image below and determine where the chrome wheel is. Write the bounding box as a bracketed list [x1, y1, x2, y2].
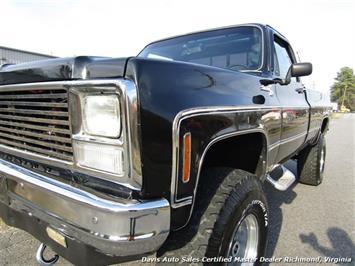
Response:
[227, 213, 259, 265]
[319, 146, 325, 174]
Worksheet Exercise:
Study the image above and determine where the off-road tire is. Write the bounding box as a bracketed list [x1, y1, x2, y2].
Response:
[158, 168, 268, 264]
[297, 133, 326, 186]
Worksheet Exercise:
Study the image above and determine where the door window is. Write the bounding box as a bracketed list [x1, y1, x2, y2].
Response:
[273, 38, 292, 79]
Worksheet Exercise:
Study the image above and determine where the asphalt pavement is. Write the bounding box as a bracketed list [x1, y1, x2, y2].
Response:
[264, 113, 355, 265]
[0, 113, 354, 266]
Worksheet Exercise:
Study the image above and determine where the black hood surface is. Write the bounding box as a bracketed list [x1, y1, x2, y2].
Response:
[0, 56, 129, 85]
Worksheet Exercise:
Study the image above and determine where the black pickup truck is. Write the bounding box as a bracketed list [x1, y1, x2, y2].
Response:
[0, 24, 329, 265]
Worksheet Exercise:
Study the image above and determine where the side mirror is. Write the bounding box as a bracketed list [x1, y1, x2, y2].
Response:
[291, 62, 312, 77]
[283, 62, 313, 85]
[259, 62, 313, 86]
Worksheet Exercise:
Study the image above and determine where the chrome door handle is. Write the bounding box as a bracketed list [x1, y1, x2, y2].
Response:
[295, 87, 305, 94]
[260, 85, 274, 96]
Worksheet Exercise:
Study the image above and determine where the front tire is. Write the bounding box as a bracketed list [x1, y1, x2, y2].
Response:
[297, 133, 326, 186]
[158, 168, 268, 265]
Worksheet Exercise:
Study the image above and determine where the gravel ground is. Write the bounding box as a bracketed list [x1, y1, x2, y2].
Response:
[0, 114, 354, 265]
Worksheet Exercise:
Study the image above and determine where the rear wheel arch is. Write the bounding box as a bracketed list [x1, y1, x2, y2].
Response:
[298, 132, 326, 186]
[321, 117, 329, 133]
[311, 116, 329, 146]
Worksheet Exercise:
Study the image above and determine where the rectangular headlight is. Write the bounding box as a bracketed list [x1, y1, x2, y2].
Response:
[73, 141, 124, 176]
[82, 95, 121, 138]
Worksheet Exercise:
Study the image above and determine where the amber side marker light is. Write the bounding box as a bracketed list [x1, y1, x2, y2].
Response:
[182, 132, 191, 183]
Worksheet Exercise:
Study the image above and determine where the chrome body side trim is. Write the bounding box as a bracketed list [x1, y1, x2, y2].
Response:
[0, 158, 170, 256]
[260, 84, 274, 96]
[124, 79, 143, 184]
[0, 79, 142, 191]
[171, 106, 274, 208]
[171, 105, 320, 209]
[268, 131, 308, 151]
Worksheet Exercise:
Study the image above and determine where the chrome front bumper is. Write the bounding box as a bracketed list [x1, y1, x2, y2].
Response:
[0, 158, 170, 257]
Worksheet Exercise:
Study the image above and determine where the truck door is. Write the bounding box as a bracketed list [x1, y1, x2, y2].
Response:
[272, 35, 310, 162]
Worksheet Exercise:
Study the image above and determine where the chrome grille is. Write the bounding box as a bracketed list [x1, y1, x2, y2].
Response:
[0, 87, 72, 161]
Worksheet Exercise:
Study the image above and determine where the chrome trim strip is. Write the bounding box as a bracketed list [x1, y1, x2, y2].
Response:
[268, 142, 279, 151]
[0, 144, 73, 167]
[260, 84, 274, 96]
[268, 131, 308, 151]
[171, 105, 318, 209]
[0, 85, 63, 92]
[281, 106, 311, 109]
[71, 134, 123, 146]
[124, 79, 143, 183]
[171, 106, 274, 208]
[0, 158, 169, 256]
[0, 79, 142, 191]
[279, 131, 307, 145]
[310, 106, 331, 109]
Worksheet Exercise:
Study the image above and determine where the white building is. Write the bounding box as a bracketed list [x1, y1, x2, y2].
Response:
[331, 102, 338, 112]
[0, 46, 55, 65]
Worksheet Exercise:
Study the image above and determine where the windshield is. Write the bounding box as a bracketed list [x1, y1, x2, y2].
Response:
[139, 26, 263, 71]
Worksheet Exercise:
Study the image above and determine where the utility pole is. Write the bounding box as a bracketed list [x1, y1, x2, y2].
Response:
[341, 84, 348, 107]
[340, 83, 349, 112]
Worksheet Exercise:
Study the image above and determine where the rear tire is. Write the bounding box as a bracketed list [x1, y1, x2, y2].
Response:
[158, 168, 268, 265]
[297, 133, 326, 186]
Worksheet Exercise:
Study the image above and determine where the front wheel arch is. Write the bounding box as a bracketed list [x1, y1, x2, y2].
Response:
[200, 132, 268, 179]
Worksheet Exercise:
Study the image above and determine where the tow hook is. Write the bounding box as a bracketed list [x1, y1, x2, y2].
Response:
[36, 243, 59, 266]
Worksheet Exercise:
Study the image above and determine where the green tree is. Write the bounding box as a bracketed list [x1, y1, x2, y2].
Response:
[330, 67, 355, 111]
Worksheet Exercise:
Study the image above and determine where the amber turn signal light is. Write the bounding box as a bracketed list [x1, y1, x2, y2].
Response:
[182, 133, 191, 183]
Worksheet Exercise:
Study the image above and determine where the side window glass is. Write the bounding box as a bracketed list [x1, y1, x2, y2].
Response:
[273, 39, 292, 79]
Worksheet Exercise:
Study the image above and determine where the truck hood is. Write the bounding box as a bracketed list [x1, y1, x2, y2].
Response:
[0, 56, 129, 85]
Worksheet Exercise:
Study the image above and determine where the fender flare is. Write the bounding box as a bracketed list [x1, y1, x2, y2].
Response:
[170, 106, 272, 209]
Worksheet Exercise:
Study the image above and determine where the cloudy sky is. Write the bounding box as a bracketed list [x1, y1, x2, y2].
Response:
[1, 0, 354, 97]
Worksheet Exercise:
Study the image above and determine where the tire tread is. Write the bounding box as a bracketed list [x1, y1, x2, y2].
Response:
[158, 168, 266, 262]
[297, 134, 325, 186]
